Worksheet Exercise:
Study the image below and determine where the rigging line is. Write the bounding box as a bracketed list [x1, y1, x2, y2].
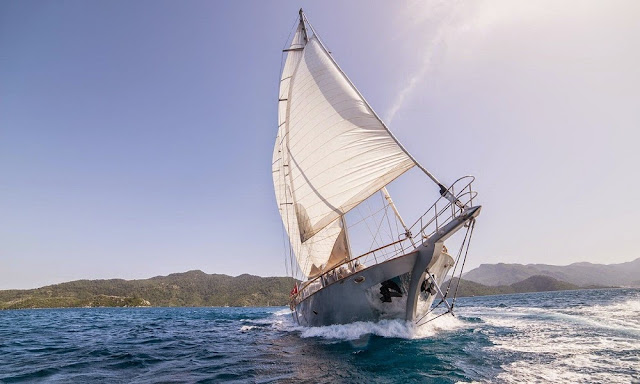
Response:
[346, 202, 388, 229]
[380, 204, 400, 254]
[378, 191, 390, 239]
[369, 206, 390, 253]
[365, 198, 379, 250]
[452, 219, 475, 309]
[281, 15, 300, 51]
[355, 204, 371, 236]
[443, 223, 472, 297]
[356, 203, 383, 254]
[416, 309, 452, 327]
[414, 296, 446, 325]
[365, 197, 385, 252]
[425, 268, 453, 313]
[277, 15, 300, 105]
[382, 199, 399, 254]
[356, 205, 375, 247]
[286, 177, 415, 239]
[373, 195, 388, 241]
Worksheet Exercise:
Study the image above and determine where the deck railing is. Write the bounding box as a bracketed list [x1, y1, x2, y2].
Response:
[290, 176, 477, 306]
[408, 175, 477, 244]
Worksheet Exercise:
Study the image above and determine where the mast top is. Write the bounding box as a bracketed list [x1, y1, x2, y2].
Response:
[298, 8, 309, 43]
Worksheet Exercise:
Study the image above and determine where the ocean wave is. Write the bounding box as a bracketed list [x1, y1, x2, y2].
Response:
[462, 297, 640, 337]
[458, 297, 640, 384]
[1, 289, 638, 383]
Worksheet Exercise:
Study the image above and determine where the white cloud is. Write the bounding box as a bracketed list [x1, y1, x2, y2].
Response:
[385, 0, 465, 123]
[385, 0, 604, 123]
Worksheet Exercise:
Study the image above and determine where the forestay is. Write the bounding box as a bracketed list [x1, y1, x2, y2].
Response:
[273, 18, 415, 278]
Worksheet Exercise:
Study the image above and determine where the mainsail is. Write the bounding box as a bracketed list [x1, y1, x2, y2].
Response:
[273, 14, 416, 278]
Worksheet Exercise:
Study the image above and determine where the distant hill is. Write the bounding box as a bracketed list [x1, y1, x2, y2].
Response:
[0, 271, 297, 310]
[462, 258, 640, 287]
[1, 263, 624, 310]
[446, 275, 583, 297]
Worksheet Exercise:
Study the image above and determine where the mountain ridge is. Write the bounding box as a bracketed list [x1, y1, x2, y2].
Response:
[463, 257, 640, 287]
[445, 274, 611, 298]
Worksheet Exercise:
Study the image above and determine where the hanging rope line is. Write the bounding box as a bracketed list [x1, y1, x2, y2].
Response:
[451, 219, 475, 311]
[442, 220, 473, 298]
[415, 218, 476, 327]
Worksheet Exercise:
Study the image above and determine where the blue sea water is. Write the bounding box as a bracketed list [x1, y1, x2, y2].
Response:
[1, 288, 639, 383]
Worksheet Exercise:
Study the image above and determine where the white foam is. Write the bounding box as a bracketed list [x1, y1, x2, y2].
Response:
[456, 295, 640, 383]
[564, 298, 640, 332]
[261, 294, 640, 381]
[298, 314, 466, 340]
[261, 304, 470, 340]
[239, 325, 256, 332]
[271, 308, 291, 317]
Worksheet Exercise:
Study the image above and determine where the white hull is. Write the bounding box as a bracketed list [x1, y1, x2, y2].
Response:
[291, 205, 480, 327]
[293, 247, 453, 327]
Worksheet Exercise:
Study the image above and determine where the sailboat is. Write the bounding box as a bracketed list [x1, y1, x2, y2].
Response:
[272, 9, 481, 327]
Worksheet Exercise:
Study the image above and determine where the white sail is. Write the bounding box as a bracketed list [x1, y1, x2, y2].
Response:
[286, 36, 415, 240]
[274, 22, 348, 278]
[273, 18, 415, 278]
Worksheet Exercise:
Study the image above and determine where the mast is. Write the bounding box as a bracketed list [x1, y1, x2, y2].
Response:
[300, 10, 463, 207]
[298, 9, 308, 43]
[381, 187, 416, 246]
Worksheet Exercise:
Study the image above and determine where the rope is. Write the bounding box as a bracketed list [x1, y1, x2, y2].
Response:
[281, 16, 299, 51]
[416, 309, 453, 327]
[451, 219, 475, 310]
[346, 202, 389, 229]
[367, 203, 388, 252]
[415, 218, 476, 327]
[443, 222, 472, 298]
[414, 296, 446, 325]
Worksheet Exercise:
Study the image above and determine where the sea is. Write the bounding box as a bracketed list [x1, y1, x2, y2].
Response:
[1, 288, 639, 383]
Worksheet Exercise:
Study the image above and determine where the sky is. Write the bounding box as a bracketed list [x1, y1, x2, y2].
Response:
[1, 0, 639, 289]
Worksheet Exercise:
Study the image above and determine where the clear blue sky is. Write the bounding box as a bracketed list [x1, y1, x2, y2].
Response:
[1, 0, 638, 289]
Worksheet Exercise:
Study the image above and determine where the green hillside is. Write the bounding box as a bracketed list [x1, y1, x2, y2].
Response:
[445, 275, 584, 298]
[0, 271, 297, 310]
